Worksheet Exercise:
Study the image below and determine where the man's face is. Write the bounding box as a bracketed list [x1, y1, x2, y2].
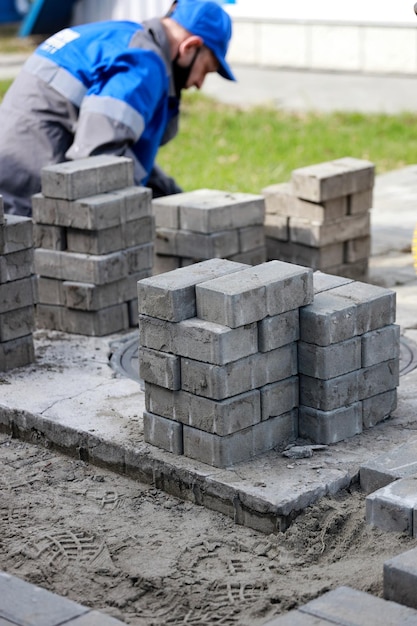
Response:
[176, 41, 219, 91]
[184, 46, 219, 90]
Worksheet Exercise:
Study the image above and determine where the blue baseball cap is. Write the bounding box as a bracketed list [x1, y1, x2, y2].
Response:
[170, 0, 236, 81]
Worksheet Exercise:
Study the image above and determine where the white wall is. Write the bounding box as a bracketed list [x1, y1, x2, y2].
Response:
[225, 1, 416, 25]
[73, 0, 417, 25]
[72, 0, 172, 24]
[71, 0, 417, 75]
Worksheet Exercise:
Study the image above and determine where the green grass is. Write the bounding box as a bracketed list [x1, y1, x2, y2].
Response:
[1, 78, 417, 193]
[158, 91, 417, 193]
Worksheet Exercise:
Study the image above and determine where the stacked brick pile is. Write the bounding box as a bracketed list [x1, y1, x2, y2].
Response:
[0, 195, 36, 371]
[33, 155, 154, 336]
[298, 271, 399, 444]
[262, 157, 374, 279]
[152, 189, 266, 275]
[138, 261, 399, 467]
[138, 258, 313, 468]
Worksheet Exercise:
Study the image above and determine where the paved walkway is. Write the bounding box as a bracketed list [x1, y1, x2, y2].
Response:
[202, 64, 417, 114]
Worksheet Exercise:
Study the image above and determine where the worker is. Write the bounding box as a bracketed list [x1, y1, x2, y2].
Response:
[0, 0, 235, 216]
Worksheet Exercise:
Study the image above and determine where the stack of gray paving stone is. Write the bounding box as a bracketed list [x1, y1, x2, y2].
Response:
[362, 438, 417, 536]
[138, 258, 313, 468]
[262, 157, 374, 279]
[152, 188, 266, 275]
[0, 195, 36, 371]
[33, 155, 154, 336]
[298, 270, 399, 445]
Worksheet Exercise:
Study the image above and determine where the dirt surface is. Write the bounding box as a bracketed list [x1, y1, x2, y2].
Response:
[1, 433, 416, 625]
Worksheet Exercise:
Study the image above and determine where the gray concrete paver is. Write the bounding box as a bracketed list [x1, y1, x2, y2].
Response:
[0, 571, 89, 626]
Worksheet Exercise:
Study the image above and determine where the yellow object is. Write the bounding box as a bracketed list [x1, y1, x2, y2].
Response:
[413, 222, 417, 274]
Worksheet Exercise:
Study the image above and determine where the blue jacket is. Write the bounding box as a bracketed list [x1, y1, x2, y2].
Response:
[24, 19, 178, 185]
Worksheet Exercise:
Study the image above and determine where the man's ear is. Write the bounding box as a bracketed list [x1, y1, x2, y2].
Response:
[178, 35, 203, 61]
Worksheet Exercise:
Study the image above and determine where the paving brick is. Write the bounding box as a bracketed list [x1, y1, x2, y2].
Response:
[298, 402, 362, 444]
[40, 155, 134, 200]
[181, 343, 297, 400]
[139, 314, 258, 364]
[0, 276, 36, 314]
[361, 324, 400, 367]
[358, 358, 399, 400]
[344, 236, 371, 263]
[366, 477, 417, 535]
[360, 433, 417, 496]
[0, 570, 88, 626]
[196, 268, 267, 327]
[362, 388, 397, 429]
[262, 181, 348, 221]
[137, 258, 248, 322]
[0, 214, 33, 254]
[266, 238, 345, 270]
[181, 353, 253, 399]
[291, 157, 375, 202]
[384, 546, 417, 610]
[176, 317, 258, 365]
[33, 223, 66, 250]
[155, 227, 177, 255]
[299, 370, 359, 411]
[289, 212, 370, 247]
[258, 309, 299, 352]
[264, 214, 289, 241]
[116, 186, 152, 222]
[34, 248, 129, 284]
[66, 225, 124, 255]
[63, 271, 148, 311]
[183, 409, 298, 467]
[37, 277, 65, 306]
[299, 291, 357, 346]
[145, 383, 261, 435]
[323, 259, 369, 281]
[253, 343, 298, 389]
[238, 225, 265, 252]
[66, 216, 154, 255]
[178, 189, 265, 232]
[36, 302, 129, 336]
[123, 215, 155, 248]
[143, 410, 183, 454]
[298, 337, 361, 379]
[139, 346, 181, 390]
[175, 228, 239, 259]
[33, 186, 151, 230]
[312, 271, 353, 294]
[152, 253, 180, 275]
[327, 280, 396, 334]
[348, 188, 373, 214]
[0, 334, 35, 371]
[32, 192, 122, 230]
[228, 246, 267, 265]
[125, 243, 153, 273]
[0, 306, 35, 342]
[263, 609, 331, 624]
[152, 193, 183, 228]
[0, 248, 34, 284]
[138, 314, 175, 353]
[298, 585, 417, 626]
[196, 261, 313, 328]
[261, 376, 299, 420]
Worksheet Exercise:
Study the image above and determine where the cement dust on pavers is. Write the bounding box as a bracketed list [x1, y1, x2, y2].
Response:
[1, 435, 417, 626]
